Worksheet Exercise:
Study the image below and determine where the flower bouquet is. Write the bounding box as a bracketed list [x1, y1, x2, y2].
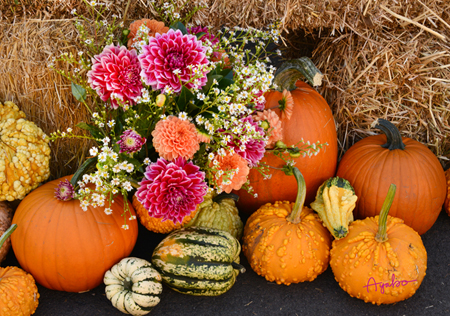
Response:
[49, 0, 325, 228]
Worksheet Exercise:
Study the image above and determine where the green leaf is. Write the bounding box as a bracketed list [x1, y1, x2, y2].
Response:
[218, 78, 234, 91]
[71, 82, 87, 102]
[220, 68, 234, 80]
[170, 22, 188, 35]
[176, 86, 195, 111]
[76, 122, 104, 139]
[195, 32, 206, 40]
[70, 157, 98, 187]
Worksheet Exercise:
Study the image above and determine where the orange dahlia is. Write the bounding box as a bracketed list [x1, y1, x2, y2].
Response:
[152, 116, 200, 161]
[127, 19, 170, 49]
[254, 109, 283, 148]
[212, 152, 250, 193]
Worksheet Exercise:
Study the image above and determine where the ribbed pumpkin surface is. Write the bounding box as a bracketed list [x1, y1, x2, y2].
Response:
[236, 81, 338, 213]
[336, 135, 446, 235]
[11, 176, 139, 292]
[445, 169, 450, 216]
[152, 227, 242, 296]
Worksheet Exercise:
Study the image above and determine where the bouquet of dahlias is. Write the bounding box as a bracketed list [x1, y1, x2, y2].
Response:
[49, 1, 322, 227]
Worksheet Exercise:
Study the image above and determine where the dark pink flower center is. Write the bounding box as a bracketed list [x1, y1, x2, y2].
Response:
[165, 49, 186, 69]
[119, 64, 141, 87]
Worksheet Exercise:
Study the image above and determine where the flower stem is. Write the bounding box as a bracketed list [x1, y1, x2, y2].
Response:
[375, 184, 397, 243]
[286, 167, 306, 224]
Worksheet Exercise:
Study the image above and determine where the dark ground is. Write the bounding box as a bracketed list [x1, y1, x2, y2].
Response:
[4, 208, 450, 316]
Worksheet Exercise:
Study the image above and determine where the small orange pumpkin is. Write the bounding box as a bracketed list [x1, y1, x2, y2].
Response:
[330, 184, 427, 305]
[236, 58, 338, 213]
[11, 176, 139, 292]
[242, 167, 331, 285]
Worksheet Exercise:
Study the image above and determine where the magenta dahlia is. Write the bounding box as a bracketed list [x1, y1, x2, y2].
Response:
[188, 26, 219, 46]
[117, 129, 146, 154]
[87, 44, 142, 109]
[138, 29, 209, 93]
[230, 116, 266, 167]
[135, 157, 208, 224]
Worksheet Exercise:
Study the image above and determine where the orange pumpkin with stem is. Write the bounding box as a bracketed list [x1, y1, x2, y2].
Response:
[336, 118, 446, 235]
[242, 167, 331, 285]
[330, 184, 427, 305]
[236, 57, 338, 214]
[11, 176, 139, 292]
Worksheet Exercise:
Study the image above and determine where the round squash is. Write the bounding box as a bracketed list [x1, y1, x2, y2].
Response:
[185, 192, 243, 240]
[0, 101, 51, 201]
[152, 226, 245, 296]
[242, 167, 331, 285]
[132, 195, 199, 234]
[330, 184, 427, 305]
[0, 266, 40, 316]
[11, 176, 139, 292]
[336, 118, 446, 235]
[104, 257, 163, 315]
[236, 58, 338, 213]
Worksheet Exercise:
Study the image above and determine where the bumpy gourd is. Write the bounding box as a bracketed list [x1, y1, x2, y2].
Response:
[132, 195, 199, 234]
[185, 192, 243, 239]
[104, 257, 163, 315]
[242, 167, 331, 285]
[0, 266, 40, 316]
[0, 101, 51, 201]
[152, 226, 245, 296]
[330, 184, 427, 305]
[310, 177, 358, 239]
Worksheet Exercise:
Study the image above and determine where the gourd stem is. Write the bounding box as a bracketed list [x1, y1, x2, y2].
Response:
[231, 262, 246, 274]
[213, 192, 239, 203]
[273, 57, 323, 91]
[0, 224, 17, 249]
[375, 184, 397, 243]
[374, 119, 406, 150]
[286, 167, 306, 224]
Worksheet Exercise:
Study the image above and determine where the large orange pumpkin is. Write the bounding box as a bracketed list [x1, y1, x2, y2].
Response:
[336, 119, 446, 235]
[236, 59, 338, 213]
[11, 176, 139, 292]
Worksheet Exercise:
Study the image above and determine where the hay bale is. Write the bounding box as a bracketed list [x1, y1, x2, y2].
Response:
[311, 5, 450, 167]
[0, 18, 94, 179]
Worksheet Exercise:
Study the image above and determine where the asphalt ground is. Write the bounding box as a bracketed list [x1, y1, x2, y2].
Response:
[4, 207, 450, 316]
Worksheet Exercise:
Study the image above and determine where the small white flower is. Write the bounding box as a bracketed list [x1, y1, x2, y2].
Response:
[173, 69, 181, 75]
[66, 127, 73, 133]
[125, 164, 134, 173]
[122, 225, 129, 230]
[98, 152, 107, 162]
[208, 153, 215, 160]
[71, 9, 77, 15]
[178, 112, 188, 120]
[89, 147, 99, 157]
[197, 93, 206, 101]
[123, 181, 133, 191]
[85, 39, 92, 45]
[93, 112, 99, 118]
[104, 208, 113, 215]
[107, 120, 115, 128]
[102, 137, 110, 144]
[129, 215, 137, 221]
[144, 158, 151, 165]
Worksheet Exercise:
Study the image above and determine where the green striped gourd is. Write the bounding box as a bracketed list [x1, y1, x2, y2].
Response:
[151, 226, 245, 296]
[310, 177, 358, 239]
[104, 257, 163, 315]
[185, 192, 244, 240]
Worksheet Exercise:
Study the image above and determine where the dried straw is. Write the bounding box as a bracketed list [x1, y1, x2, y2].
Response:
[311, 3, 450, 167]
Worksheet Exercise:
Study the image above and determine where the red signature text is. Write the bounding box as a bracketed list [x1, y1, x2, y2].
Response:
[363, 274, 417, 294]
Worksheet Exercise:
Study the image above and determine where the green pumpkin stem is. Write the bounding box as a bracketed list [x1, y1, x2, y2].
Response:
[0, 224, 17, 249]
[375, 184, 397, 243]
[373, 119, 406, 150]
[286, 167, 307, 224]
[231, 262, 246, 273]
[273, 57, 323, 91]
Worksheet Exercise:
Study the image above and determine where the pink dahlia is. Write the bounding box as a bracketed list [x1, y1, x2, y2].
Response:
[135, 157, 208, 224]
[117, 129, 146, 154]
[230, 116, 266, 167]
[87, 44, 142, 109]
[188, 26, 219, 46]
[138, 29, 209, 93]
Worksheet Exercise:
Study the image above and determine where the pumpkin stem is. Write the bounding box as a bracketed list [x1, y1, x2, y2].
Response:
[231, 262, 246, 273]
[375, 184, 397, 243]
[286, 167, 307, 224]
[0, 224, 17, 249]
[273, 57, 323, 91]
[373, 119, 406, 150]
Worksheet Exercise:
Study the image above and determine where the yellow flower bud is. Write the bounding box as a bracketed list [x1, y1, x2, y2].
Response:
[156, 94, 166, 107]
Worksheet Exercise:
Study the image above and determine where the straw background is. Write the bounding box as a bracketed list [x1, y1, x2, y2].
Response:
[1, 0, 449, 180]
